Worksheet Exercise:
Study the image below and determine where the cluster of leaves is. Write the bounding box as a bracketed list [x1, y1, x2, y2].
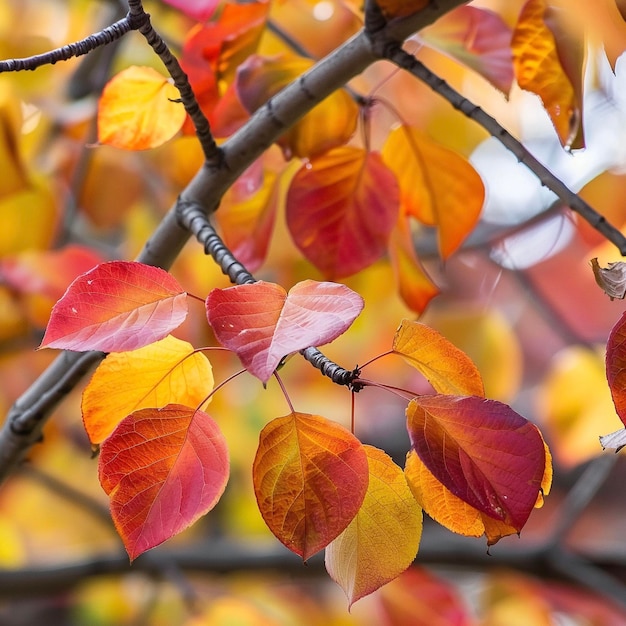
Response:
[95, 0, 591, 313]
[40, 260, 550, 604]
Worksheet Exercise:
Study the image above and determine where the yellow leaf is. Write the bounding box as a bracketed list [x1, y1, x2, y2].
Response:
[392, 319, 485, 397]
[82, 335, 214, 444]
[325, 445, 423, 607]
[0, 174, 58, 255]
[0, 78, 28, 198]
[382, 126, 484, 259]
[511, 0, 577, 148]
[97, 66, 186, 150]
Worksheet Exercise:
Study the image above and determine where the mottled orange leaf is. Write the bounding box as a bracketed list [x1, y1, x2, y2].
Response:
[406, 395, 546, 535]
[393, 319, 485, 397]
[99, 404, 229, 560]
[252, 412, 368, 560]
[82, 335, 214, 445]
[286, 147, 399, 279]
[40, 261, 188, 352]
[420, 5, 514, 94]
[206, 280, 363, 383]
[98, 66, 186, 150]
[388, 217, 440, 315]
[378, 567, 475, 626]
[511, 0, 579, 148]
[215, 169, 278, 272]
[236, 54, 358, 159]
[382, 126, 483, 259]
[325, 446, 422, 607]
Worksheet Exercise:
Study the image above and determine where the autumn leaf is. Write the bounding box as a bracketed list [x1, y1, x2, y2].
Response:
[161, 0, 219, 22]
[382, 126, 483, 259]
[98, 66, 186, 150]
[40, 261, 188, 352]
[419, 5, 514, 94]
[406, 395, 546, 534]
[377, 0, 428, 19]
[206, 280, 363, 383]
[591, 257, 626, 300]
[99, 404, 229, 560]
[388, 217, 440, 315]
[252, 412, 368, 560]
[325, 445, 423, 606]
[378, 566, 475, 626]
[511, 0, 579, 148]
[82, 335, 214, 445]
[0, 78, 29, 198]
[393, 319, 485, 397]
[236, 54, 358, 159]
[286, 147, 399, 279]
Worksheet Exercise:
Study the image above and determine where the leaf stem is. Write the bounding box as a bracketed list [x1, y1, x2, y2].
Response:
[273, 371, 295, 414]
[195, 368, 247, 411]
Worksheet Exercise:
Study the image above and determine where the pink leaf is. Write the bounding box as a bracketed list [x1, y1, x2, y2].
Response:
[206, 280, 363, 382]
[161, 0, 219, 22]
[40, 261, 188, 352]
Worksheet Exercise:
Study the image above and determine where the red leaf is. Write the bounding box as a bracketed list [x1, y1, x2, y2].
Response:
[40, 261, 188, 352]
[286, 147, 399, 279]
[99, 404, 229, 560]
[406, 395, 545, 531]
[420, 6, 514, 94]
[606, 310, 626, 424]
[252, 412, 368, 560]
[206, 280, 363, 383]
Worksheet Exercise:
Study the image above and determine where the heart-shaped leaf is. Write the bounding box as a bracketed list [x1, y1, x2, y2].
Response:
[406, 395, 546, 533]
[206, 280, 363, 383]
[99, 404, 229, 560]
[325, 445, 423, 606]
[253, 412, 368, 560]
[40, 261, 188, 352]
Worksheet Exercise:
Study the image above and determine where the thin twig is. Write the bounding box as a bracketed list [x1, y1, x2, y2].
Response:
[371, 42, 626, 255]
[127, 0, 221, 164]
[0, 18, 132, 73]
[176, 201, 358, 386]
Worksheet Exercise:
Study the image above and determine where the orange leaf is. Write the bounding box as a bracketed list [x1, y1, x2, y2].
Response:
[511, 0, 578, 148]
[393, 319, 485, 397]
[99, 404, 229, 560]
[406, 395, 546, 537]
[236, 54, 358, 159]
[325, 445, 423, 607]
[98, 66, 186, 150]
[388, 217, 440, 315]
[252, 412, 368, 560]
[377, 0, 428, 19]
[286, 147, 399, 279]
[82, 335, 214, 445]
[382, 126, 484, 259]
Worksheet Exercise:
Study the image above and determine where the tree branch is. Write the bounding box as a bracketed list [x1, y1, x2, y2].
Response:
[371, 43, 626, 255]
[0, 0, 467, 485]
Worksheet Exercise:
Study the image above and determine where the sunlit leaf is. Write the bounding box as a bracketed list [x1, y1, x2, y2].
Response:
[82, 335, 214, 445]
[388, 217, 440, 315]
[162, 0, 219, 22]
[99, 404, 229, 560]
[252, 412, 368, 560]
[206, 280, 363, 383]
[511, 0, 579, 148]
[420, 5, 514, 94]
[393, 320, 485, 396]
[236, 54, 358, 158]
[382, 126, 483, 259]
[378, 566, 475, 626]
[97, 66, 186, 150]
[40, 261, 188, 352]
[406, 395, 546, 534]
[325, 445, 422, 607]
[286, 147, 399, 279]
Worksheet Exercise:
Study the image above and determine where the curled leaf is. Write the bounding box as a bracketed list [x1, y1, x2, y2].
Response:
[591, 257, 626, 300]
